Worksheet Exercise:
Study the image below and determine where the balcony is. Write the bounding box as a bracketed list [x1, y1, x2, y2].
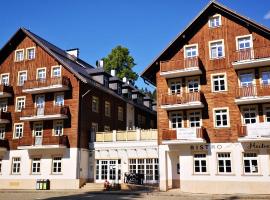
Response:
[161, 91, 204, 110]
[161, 127, 205, 144]
[22, 76, 70, 94]
[20, 106, 69, 121]
[232, 47, 270, 69]
[0, 84, 12, 98]
[238, 123, 270, 142]
[0, 139, 9, 154]
[160, 57, 202, 78]
[17, 135, 69, 150]
[235, 85, 270, 105]
[0, 111, 11, 124]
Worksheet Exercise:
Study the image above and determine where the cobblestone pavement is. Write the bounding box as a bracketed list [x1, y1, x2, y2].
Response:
[0, 190, 270, 200]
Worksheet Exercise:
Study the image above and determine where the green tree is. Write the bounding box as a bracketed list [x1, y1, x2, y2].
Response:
[102, 45, 138, 83]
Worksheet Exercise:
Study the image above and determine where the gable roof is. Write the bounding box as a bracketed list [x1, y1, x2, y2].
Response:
[140, 1, 270, 85]
[0, 27, 95, 83]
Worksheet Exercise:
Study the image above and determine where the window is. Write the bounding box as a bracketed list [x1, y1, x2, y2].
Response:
[53, 120, 64, 136]
[0, 99, 7, 112]
[209, 14, 221, 28]
[55, 93, 64, 106]
[15, 49, 24, 62]
[169, 79, 181, 94]
[241, 106, 257, 124]
[52, 66, 61, 77]
[194, 154, 207, 173]
[13, 123, 23, 139]
[243, 153, 258, 174]
[237, 35, 252, 50]
[184, 44, 198, 58]
[52, 157, 62, 174]
[37, 68, 46, 80]
[92, 96, 99, 113]
[16, 97, 25, 112]
[188, 111, 201, 127]
[214, 108, 229, 128]
[217, 153, 232, 174]
[170, 112, 183, 129]
[128, 158, 159, 182]
[209, 40, 224, 59]
[26, 47, 35, 60]
[105, 101, 111, 117]
[264, 105, 270, 122]
[1, 74, 9, 86]
[104, 125, 110, 132]
[261, 71, 270, 85]
[0, 125, 5, 139]
[117, 84, 122, 95]
[187, 77, 199, 93]
[12, 157, 21, 174]
[32, 158, 41, 174]
[212, 73, 227, 92]
[104, 77, 109, 88]
[17, 71, 27, 86]
[118, 106, 123, 121]
[239, 73, 253, 87]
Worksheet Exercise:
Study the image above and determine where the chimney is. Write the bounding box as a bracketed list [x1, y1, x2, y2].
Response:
[111, 70, 116, 76]
[66, 48, 79, 58]
[96, 60, 104, 68]
[122, 77, 127, 83]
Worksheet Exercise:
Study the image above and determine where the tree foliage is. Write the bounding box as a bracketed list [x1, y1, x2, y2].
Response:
[102, 45, 138, 83]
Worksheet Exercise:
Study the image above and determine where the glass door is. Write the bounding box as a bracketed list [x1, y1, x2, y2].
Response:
[33, 122, 43, 145]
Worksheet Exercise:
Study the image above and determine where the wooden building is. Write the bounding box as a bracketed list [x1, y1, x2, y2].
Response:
[141, 1, 270, 194]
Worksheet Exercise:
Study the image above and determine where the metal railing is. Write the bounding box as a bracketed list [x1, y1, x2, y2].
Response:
[160, 57, 199, 72]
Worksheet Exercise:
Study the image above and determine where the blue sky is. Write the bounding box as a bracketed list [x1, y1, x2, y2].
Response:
[1, 0, 270, 91]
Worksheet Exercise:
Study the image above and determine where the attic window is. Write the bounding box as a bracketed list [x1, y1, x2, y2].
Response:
[209, 14, 221, 28]
[15, 49, 24, 62]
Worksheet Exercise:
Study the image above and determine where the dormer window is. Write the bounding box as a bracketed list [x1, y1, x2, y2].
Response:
[209, 14, 221, 28]
[104, 77, 109, 88]
[15, 49, 24, 62]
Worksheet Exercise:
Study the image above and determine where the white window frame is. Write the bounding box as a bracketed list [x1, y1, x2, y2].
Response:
[241, 105, 258, 125]
[193, 153, 208, 174]
[168, 78, 182, 95]
[31, 157, 41, 175]
[184, 44, 199, 58]
[236, 34, 253, 51]
[209, 39, 225, 59]
[187, 110, 202, 128]
[51, 65, 62, 78]
[104, 101, 111, 117]
[26, 47, 36, 60]
[92, 96, 99, 113]
[0, 125, 5, 140]
[53, 120, 64, 136]
[118, 106, 123, 121]
[186, 76, 200, 93]
[211, 73, 228, 92]
[15, 96, 26, 112]
[0, 99, 8, 112]
[52, 157, 62, 174]
[243, 152, 259, 175]
[0, 73, 9, 86]
[169, 111, 183, 129]
[14, 49, 24, 62]
[217, 152, 233, 174]
[13, 123, 24, 139]
[17, 70, 27, 86]
[54, 93, 64, 106]
[263, 104, 270, 123]
[260, 69, 270, 85]
[11, 157, 21, 174]
[238, 69, 256, 87]
[213, 107, 230, 128]
[208, 14, 222, 28]
[36, 67, 46, 80]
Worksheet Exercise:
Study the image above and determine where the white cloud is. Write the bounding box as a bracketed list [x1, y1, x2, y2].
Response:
[264, 11, 270, 20]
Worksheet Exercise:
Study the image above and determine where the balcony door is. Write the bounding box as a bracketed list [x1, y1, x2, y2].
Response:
[35, 95, 45, 116]
[33, 122, 43, 145]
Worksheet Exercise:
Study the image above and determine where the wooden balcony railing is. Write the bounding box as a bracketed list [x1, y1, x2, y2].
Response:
[238, 125, 247, 137]
[233, 46, 270, 62]
[235, 85, 270, 99]
[0, 111, 11, 122]
[161, 91, 202, 105]
[21, 106, 69, 118]
[0, 84, 13, 94]
[160, 57, 199, 72]
[22, 76, 70, 90]
[161, 127, 205, 140]
[0, 139, 9, 149]
[18, 135, 69, 147]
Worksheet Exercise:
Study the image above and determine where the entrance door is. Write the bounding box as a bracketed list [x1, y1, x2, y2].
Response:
[96, 160, 120, 183]
[36, 95, 45, 115]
